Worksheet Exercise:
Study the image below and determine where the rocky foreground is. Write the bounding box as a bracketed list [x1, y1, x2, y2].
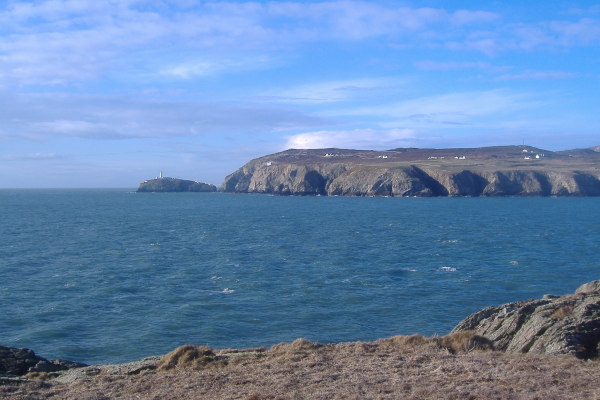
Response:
[2, 281, 600, 399]
[221, 145, 600, 196]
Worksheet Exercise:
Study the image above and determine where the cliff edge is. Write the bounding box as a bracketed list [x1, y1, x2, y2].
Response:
[221, 145, 600, 196]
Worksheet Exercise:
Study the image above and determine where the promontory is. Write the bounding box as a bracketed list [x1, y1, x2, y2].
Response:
[221, 145, 600, 197]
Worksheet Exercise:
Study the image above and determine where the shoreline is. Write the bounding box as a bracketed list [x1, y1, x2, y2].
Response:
[2, 281, 599, 398]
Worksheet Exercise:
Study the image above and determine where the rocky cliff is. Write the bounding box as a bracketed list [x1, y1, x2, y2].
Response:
[452, 281, 600, 359]
[137, 177, 216, 193]
[221, 146, 600, 196]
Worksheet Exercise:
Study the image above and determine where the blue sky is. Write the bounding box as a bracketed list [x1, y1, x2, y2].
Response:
[1, 1, 599, 188]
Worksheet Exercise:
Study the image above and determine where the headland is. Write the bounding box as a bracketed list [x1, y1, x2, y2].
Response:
[221, 145, 600, 196]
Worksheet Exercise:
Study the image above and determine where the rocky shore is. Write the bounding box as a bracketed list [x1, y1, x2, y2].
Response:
[2, 280, 600, 399]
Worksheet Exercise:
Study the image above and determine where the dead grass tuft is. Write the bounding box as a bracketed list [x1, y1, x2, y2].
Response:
[435, 331, 495, 353]
[389, 334, 431, 348]
[270, 338, 322, 354]
[156, 345, 224, 371]
[349, 341, 378, 353]
[385, 331, 494, 354]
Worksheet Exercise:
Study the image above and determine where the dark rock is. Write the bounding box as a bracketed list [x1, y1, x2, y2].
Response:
[137, 177, 217, 192]
[0, 347, 42, 376]
[451, 282, 600, 359]
[0, 346, 87, 377]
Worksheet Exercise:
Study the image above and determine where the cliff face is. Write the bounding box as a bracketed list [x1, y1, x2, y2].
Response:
[137, 177, 217, 193]
[221, 146, 600, 196]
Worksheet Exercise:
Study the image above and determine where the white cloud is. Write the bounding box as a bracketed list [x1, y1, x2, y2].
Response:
[284, 128, 416, 149]
[161, 61, 222, 79]
[159, 55, 276, 79]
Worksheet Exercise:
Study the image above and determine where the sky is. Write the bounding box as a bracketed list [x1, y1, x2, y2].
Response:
[1, 1, 599, 188]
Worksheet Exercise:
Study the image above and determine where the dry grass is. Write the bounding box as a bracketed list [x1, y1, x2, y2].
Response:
[2, 333, 600, 399]
[21, 372, 55, 381]
[434, 331, 495, 353]
[156, 345, 225, 371]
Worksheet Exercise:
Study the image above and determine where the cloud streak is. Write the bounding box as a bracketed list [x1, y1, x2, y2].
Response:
[1, 152, 59, 161]
[262, 77, 408, 104]
[0, 92, 329, 141]
[333, 89, 535, 128]
[496, 70, 577, 81]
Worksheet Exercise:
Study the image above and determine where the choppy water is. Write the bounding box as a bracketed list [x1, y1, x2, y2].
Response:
[1, 189, 598, 364]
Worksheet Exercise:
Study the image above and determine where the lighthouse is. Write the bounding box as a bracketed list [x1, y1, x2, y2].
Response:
[159, 171, 163, 179]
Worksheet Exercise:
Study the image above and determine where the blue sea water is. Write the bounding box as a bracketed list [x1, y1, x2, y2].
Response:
[1, 189, 599, 365]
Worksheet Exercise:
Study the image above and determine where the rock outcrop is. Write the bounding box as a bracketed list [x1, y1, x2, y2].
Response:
[137, 177, 216, 193]
[221, 146, 600, 196]
[0, 346, 86, 378]
[451, 280, 600, 359]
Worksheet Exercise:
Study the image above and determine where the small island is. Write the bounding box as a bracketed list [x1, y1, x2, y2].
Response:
[137, 172, 216, 193]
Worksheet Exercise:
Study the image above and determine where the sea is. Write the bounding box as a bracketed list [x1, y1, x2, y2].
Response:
[1, 189, 599, 365]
